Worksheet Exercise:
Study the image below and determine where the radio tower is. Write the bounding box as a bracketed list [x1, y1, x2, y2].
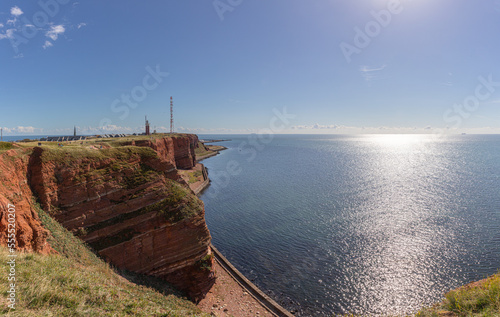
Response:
[170, 96, 174, 134]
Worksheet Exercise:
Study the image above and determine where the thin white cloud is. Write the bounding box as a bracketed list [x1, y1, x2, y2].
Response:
[2, 126, 37, 134]
[310, 123, 339, 129]
[46, 25, 65, 41]
[292, 124, 340, 130]
[6, 18, 16, 25]
[0, 29, 15, 40]
[10, 6, 23, 17]
[43, 41, 53, 49]
[359, 65, 387, 73]
[289, 124, 445, 134]
[175, 126, 256, 134]
[17, 126, 35, 133]
[77, 23, 87, 29]
[0, 23, 4, 28]
[95, 125, 134, 133]
[360, 64, 387, 82]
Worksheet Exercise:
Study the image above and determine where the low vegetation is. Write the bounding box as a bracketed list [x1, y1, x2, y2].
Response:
[417, 274, 500, 317]
[156, 180, 204, 223]
[84, 178, 203, 237]
[39, 145, 158, 164]
[124, 163, 161, 189]
[194, 142, 212, 159]
[196, 254, 214, 272]
[0, 142, 13, 152]
[187, 170, 203, 184]
[0, 203, 208, 316]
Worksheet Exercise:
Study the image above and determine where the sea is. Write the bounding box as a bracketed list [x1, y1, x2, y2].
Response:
[1, 135, 50, 142]
[198, 134, 500, 316]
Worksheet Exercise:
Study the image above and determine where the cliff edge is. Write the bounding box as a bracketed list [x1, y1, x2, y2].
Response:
[0, 134, 215, 301]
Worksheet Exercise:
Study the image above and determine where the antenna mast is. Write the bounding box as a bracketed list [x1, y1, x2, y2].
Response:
[170, 96, 174, 134]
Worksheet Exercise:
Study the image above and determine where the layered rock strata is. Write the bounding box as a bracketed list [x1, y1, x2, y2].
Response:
[0, 135, 215, 300]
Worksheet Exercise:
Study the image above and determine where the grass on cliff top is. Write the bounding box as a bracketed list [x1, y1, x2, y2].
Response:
[16, 133, 190, 149]
[194, 142, 211, 158]
[39, 145, 158, 164]
[0, 203, 208, 317]
[417, 274, 500, 317]
[0, 142, 14, 151]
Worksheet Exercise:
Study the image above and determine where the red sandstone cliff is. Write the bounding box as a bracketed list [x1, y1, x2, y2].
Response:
[0, 149, 52, 254]
[119, 134, 198, 170]
[0, 135, 215, 301]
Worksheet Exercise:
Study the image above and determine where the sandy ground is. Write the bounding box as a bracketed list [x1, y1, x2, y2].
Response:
[198, 261, 274, 317]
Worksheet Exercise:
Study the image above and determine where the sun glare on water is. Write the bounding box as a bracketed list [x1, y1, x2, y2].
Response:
[368, 134, 427, 147]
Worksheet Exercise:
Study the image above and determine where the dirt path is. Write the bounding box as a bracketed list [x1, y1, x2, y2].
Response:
[198, 260, 274, 317]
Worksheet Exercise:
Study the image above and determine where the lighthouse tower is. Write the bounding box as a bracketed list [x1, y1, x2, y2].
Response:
[145, 116, 151, 135]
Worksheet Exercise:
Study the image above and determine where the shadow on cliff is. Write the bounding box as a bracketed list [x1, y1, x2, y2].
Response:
[117, 268, 186, 298]
[113, 264, 216, 303]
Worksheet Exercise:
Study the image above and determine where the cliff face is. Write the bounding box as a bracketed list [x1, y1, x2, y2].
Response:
[0, 135, 215, 301]
[0, 149, 52, 254]
[120, 134, 198, 171]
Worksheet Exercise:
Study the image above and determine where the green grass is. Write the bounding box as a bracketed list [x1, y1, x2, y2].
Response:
[84, 179, 202, 236]
[124, 163, 161, 189]
[187, 171, 203, 184]
[0, 203, 208, 316]
[0, 142, 15, 155]
[157, 181, 204, 223]
[417, 274, 500, 317]
[0, 142, 13, 151]
[444, 274, 500, 316]
[39, 146, 158, 165]
[195, 254, 213, 272]
[194, 142, 211, 159]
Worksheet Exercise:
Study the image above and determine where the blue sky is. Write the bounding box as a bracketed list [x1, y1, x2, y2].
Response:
[1, 0, 500, 135]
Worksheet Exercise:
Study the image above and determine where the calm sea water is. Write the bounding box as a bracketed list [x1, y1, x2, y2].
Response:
[199, 134, 500, 316]
[1, 135, 49, 142]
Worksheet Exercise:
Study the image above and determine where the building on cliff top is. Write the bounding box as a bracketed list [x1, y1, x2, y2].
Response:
[145, 116, 151, 135]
